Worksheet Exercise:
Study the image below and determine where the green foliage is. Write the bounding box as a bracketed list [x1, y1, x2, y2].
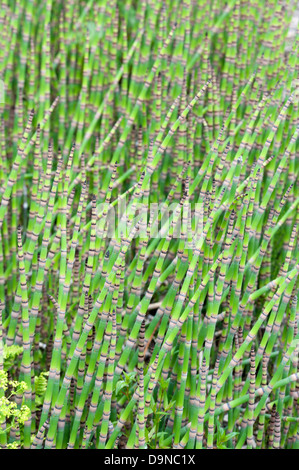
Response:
[0, 370, 30, 447]
[34, 372, 49, 407]
[3, 345, 24, 371]
[0, 0, 298, 450]
[215, 418, 239, 449]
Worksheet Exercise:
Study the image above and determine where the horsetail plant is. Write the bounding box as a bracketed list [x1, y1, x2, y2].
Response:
[0, 0, 298, 451]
